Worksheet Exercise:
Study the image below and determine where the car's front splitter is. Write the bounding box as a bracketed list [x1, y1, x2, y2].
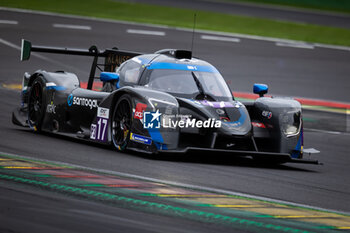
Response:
[159, 147, 320, 164]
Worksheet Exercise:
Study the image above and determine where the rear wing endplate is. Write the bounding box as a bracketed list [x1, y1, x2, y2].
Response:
[20, 39, 142, 89]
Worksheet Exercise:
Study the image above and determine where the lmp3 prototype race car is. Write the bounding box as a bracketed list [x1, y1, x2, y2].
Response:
[12, 40, 320, 164]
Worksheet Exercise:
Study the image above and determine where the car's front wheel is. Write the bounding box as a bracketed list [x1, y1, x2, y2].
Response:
[112, 95, 132, 151]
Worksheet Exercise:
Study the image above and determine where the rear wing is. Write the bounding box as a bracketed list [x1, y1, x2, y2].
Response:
[21, 39, 142, 89]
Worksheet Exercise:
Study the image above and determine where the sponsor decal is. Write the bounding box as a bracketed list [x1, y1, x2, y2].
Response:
[130, 133, 152, 145]
[262, 110, 272, 119]
[252, 122, 266, 128]
[67, 94, 98, 109]
[46, 101, 56, 114]
[67, 94, 73, 106]
[143, 110, 221, 129]
[97, 107, 109, 119]
[91, 108, 109, 142]
[134, 103, 147, 119]
[187, 65, 197, 70]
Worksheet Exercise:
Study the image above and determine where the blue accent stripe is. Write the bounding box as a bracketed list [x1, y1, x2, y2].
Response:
[147, 129, 163, 143]
[46, 86, 66, 91]
[292, 128, 303, 159]
[147, 128, 168, 150]
[147, 62, 219, 73]
[237, 108, 247, 125]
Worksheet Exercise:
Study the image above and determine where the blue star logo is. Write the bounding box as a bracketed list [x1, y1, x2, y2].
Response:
[143, 110, 161, 129]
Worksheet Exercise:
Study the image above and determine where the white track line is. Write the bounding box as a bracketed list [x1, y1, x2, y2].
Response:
[201, 35, 240, 43]
[185, 28, 350, 51]
[0, 20, 18, 24]
[127, 29, 165, 36]
[0, 38, 47, 60]
[276, 42, 315, 49]
[53, 23, 91, 30]
[214, 0, 350, 18]
[1, 150, 349, 216]
[2, 7, 350, 51]
[304, 128, 350, 136]
[315, 43, 350, 51]
[0, 38, 18, 49]
[0, 38, 87, 74]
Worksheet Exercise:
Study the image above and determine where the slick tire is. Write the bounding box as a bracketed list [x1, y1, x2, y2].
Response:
[28, 76, 46, 132]
[112, 94, 132, 151]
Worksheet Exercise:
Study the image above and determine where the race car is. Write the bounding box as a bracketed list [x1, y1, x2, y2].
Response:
[12, 39, 320, 164]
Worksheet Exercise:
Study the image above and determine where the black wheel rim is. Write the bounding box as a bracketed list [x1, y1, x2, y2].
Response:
[28, 82, 43, 128]
[112, 99, 131, 147]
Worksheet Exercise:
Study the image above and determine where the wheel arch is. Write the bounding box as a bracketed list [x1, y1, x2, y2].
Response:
[27, 70, 79, 91]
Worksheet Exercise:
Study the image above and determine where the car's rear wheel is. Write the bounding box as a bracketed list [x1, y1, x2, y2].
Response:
[112, 95, 132, 151]
[28, 76, 46, 132]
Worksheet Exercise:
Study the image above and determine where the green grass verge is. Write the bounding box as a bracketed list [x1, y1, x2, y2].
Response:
[231, 0, 350, 14]
[1, 0, 350, 46]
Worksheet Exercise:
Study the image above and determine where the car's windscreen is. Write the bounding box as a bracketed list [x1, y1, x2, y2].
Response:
[145, 69, 232, 99]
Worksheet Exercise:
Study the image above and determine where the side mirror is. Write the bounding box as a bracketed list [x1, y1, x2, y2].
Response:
[253, 83, 268, 97]
[100, 72, 119, 82]
[100, 72, 120, 89]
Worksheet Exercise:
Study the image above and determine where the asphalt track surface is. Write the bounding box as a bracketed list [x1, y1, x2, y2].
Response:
[1, 182, 226, 233]
[0, 8, 350, 233]
[126, 0, 350, 29]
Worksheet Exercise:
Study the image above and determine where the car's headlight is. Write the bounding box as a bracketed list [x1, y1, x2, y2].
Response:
[148, 97, 177, 111]
[281, 111, 301, 137]
[284, 125, 298, 135]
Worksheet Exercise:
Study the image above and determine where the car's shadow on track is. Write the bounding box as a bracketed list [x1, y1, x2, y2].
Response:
[143, 152, 317, 172]
[15, 128, 317, 172]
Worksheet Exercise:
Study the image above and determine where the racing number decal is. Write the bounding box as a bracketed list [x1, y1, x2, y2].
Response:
[96, 118, 108, 141]
[91, 107, 109, 142]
